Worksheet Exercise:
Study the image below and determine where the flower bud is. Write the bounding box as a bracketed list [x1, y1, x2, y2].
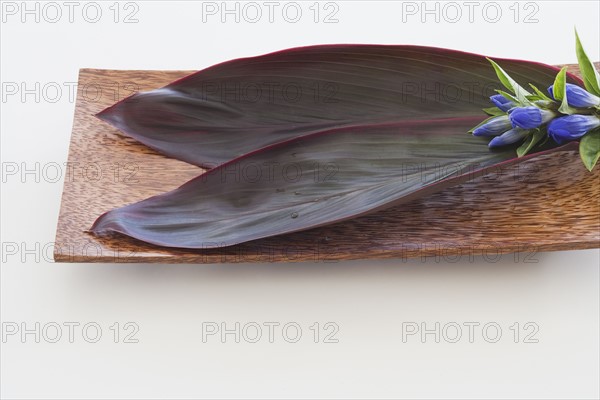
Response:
[488, 128, 529, 148]
[490, 94, 515, 112]
[548, 115, 600, 144]
[509, 106, 555, 129]
[548, 83, 600, 108]
[473, 115, 512, 137]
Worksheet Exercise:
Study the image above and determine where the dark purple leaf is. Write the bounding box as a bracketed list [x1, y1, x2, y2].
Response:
[96, 45, 580, 168]
[90, 119, 576, 249]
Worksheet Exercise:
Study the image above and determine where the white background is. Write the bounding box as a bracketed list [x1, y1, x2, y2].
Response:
[1, 1, 599, 398]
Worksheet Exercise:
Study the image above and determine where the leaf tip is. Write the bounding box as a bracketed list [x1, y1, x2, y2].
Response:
[582, 156, 598, 172]
[574, 26, 581, 42]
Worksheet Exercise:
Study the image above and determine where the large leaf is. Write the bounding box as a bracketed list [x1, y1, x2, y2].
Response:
[90, 120, 576, 249]
[96, 45, 579, 168]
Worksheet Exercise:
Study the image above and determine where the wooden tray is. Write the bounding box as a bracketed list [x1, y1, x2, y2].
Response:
[54, 65, 600, 263]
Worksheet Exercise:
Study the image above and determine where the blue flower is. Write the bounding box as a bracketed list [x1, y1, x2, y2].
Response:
[508, 106, 555, 129]
[548, 83, 600, 108]
[488, 128, 529, 148]
[473, 115, 512, 137]
[547, 115, 600, 144]
[490, 94, 515, 112]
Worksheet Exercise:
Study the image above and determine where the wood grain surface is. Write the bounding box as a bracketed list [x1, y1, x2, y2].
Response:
[54, 64, 600, 263]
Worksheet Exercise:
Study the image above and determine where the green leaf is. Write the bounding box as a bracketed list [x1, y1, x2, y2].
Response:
[487, 58, 532, 104]
[517, 129, 545, 157]
[575, 29, 600, 96]
[534, 100, 557, 109]
[539, 132, 550, 147]
[529, 83, 553, 101]
[553, 67, 567, 101]
[554, 67, 579, 115]
[483, 107, 505, 116]
[558, 102, 578, 115]
[579, 128, 600, 171]
[495, 90, 520, 104]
